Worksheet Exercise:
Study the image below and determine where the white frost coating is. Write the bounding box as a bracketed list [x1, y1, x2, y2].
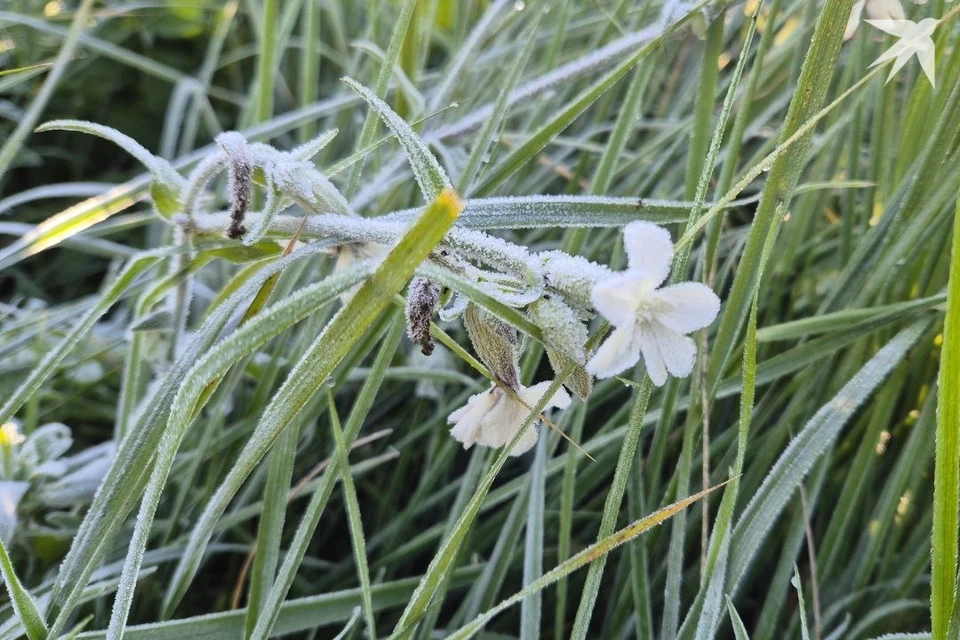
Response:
[446, 227, 541, 283]
[377, 195, 691, 229]
[291, 128, 339, 161]
[182, 151, 227, 221]
[249, 142, 353, 216]
[191, 212, 406, 246]
[439, 293, 469, 322]
[586, 222, 720, 386]
[448, 382, 570, 456]
[529, 296, 588, 364]
[342, 76, 452, 202]
[539, 250, 611, 311]
[429, 25, 661, 141]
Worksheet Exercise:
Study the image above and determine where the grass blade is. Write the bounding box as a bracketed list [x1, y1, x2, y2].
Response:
[932, 192, 960, 637]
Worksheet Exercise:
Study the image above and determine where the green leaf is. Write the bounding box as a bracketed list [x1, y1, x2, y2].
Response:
[36, 120, 186, 219]
[932, 192, 960, 638]
[728, 320, 929, 593]
[0, 538, 48, 640]
[162, 190, 462, 618]
[342, 76, 452, 202]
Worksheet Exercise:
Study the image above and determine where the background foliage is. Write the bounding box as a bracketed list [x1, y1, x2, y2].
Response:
[1, 0, 960, 639]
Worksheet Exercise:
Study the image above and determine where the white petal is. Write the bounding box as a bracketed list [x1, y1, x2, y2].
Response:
[509, 423, 540, 456]
[448, 388, 497, 448]
[591, 271, 651, 327]
[651, 282, 721, 334]
[650, 322, 697, 378]
[638, 328, 668, 386]
[521, 380, 572, 412]
[623, 222, 673, 286]
[916, 37, 936, 87]
[866, 0, 905, 20]
[586, 326, 642, 379]
[845, 0, 866, 40]
[478, 391, 528, 448]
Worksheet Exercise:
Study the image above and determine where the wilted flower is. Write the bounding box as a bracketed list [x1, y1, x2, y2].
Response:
[448, 382, 570, 456]
[586, 222, 720, 386]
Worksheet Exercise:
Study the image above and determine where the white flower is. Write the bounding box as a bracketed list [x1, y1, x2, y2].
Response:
[845, 0, 906, 40]
[448, 382, 570, 456]
[867, 17, 938, 87]
[586, 222, 720, 386]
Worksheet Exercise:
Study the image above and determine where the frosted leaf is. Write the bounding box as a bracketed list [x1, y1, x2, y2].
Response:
[37, 442, 116, 507]
[529, 296, 588, 364]
[249, 143, 353, 216]
[342, 76, 452, 202]
[446, 227, 542, 284]
[20, 422, 73, 474]
[0, 481, 28, 545]
[439, 292, 469, 322]
[291, 128, 339, 161]
[376, 195, 694, 230]
[182, 152, 227, 221]
[463, 303, 519, 390]
[539, 250, 610, 311]
[36, 119, 186, 219]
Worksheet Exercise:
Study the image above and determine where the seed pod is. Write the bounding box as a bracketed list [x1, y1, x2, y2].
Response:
[530, 296, 593, 399]
[463, 303, 520, 390]
[406, 277, 441, 355]
[217, 132, 253, 240]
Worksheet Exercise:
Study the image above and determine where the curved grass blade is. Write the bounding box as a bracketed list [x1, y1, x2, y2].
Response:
[443, 482, 728, 640]
[0, 539, 47, 640]
[932, 192, 960, 638]
[728, 320, 929, 593]
[342, 76, 452, 202]
[161, 190, 462, 617]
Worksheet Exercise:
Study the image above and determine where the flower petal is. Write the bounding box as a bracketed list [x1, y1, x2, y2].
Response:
[591, 271, 651, 327]
[650, 322, 697, 378]
[865, 0, 905, 20]
[586, 326, 641, 379]
[623, 221, 673, 286]
[845, 0, 866, 40]
[448, 388, 497, 448]
[638, 327, 668, 386]
[521, 380, 572, 412]
[652, 282, 721, 334]
[509, 423, 540, 456]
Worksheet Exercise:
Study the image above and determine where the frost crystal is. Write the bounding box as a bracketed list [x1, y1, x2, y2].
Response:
[539, 250, 611, 311]
[217, 132, 253, 239]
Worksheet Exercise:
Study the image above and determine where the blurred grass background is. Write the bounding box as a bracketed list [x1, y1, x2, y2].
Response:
[1, 0, 960, 638]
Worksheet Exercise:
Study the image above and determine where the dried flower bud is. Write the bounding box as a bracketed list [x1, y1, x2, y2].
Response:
[217, 132, 253, 240]
[463, 304, 520, 390]
[406, 277, 441, 355]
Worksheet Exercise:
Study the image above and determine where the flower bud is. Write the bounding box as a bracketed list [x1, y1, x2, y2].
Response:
[406, 277, 441, 355]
